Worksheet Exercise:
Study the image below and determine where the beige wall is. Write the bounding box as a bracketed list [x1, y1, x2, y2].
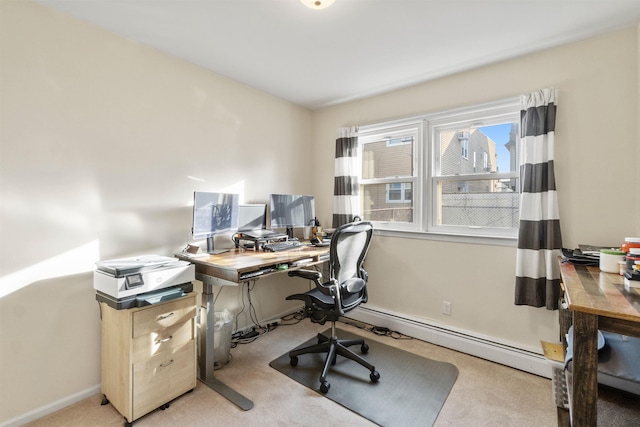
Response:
[310, 27, 639, 353]
[1, 0, 639, 424]
[0, 1, 313, 423]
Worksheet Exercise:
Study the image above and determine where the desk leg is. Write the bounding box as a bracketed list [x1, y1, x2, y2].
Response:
[571, 311, 598, 427]
[198, 283, 253, 410]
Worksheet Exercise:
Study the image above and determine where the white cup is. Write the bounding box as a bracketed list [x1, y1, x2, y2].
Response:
[599, 249, 625, 273]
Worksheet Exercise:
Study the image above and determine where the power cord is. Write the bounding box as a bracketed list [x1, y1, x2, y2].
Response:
[230, 281, 287, 347]
[339, 318, 413, 340]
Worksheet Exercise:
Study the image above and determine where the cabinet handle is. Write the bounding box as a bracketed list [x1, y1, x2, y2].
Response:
[157, 312, 175, 320]
[160, 359, 174, 368]
[156, 335, 173, 344]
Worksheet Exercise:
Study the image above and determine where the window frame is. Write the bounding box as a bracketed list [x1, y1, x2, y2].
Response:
[358, 121, 422, 232]
[357, 97, 521, 242]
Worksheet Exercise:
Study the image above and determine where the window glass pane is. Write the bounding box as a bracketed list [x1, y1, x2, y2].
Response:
[438, 123, 518, 176]
[388, 183, 402, 201]
[362, 183, 413, 223]
[362, 137, 414, 179]
[436, 178, 519, 228]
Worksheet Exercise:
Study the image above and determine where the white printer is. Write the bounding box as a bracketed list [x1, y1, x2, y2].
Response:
[94, 255, 195, 309]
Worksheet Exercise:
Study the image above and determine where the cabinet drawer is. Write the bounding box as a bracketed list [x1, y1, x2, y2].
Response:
[132, 340, 196, 420]
[132, 317, 195, 363]
[132, 295, 196, 338]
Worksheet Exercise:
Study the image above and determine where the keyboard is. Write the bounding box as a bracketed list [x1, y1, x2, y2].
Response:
[263, 240, 303, 252]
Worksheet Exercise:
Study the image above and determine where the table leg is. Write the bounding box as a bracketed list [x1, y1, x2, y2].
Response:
[571, 311, 598, 426]
[198, 283, 253, 410]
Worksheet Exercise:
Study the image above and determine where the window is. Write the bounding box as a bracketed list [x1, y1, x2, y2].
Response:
[358, 98, 520, 239]
[359, 124, 418, 228]
[386, 182, 412, 203]
[460, 134, 469, 159]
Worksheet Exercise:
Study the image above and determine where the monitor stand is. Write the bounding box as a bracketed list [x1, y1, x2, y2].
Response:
[206, 236, 230, 255]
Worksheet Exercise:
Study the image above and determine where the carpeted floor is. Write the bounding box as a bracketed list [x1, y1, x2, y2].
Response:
[22, 319, 638, 426]
[270, 328, 458, 427]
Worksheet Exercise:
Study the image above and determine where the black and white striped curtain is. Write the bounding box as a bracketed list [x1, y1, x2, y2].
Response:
[514, 88, 563, 310]
[333, 126, 360, 228]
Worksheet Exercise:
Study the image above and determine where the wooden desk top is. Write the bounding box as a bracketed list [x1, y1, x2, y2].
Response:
[176, 244, 330, 284]
[560, 261, 640, 324]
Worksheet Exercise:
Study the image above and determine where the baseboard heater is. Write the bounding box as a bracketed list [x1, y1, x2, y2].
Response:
[346, 306, 550, 378]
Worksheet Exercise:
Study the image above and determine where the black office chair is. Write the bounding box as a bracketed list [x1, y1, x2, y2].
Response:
[286, 220, 379, 393]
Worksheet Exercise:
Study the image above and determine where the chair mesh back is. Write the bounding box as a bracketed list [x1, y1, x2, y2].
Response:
[330, 222, 373, 289]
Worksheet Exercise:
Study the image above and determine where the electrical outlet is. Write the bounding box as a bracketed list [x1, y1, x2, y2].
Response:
[442, 301, 452, 316]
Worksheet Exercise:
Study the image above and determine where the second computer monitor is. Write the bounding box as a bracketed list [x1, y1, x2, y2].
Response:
[270, 194, 315, 238]
[237, 204, 267, 232]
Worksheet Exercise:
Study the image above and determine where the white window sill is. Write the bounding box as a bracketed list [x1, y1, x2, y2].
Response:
[373, 228, 518, 247]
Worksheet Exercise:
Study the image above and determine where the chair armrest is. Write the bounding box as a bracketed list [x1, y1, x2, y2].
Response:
[289, 269, 334, 297]
[288, 269, 321, 282]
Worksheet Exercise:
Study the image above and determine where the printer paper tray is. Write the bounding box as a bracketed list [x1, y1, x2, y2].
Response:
[96, 282, 193, 310]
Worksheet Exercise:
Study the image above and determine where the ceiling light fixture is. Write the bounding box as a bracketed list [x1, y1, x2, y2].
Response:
[300, 0, 336, 10]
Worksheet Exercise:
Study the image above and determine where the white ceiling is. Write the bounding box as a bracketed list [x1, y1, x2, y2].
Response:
[33, 0, 640, 110]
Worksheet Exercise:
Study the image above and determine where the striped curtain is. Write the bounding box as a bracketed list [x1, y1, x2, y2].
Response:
[333, 126, 360, 228]
[514, 88, 563, 310]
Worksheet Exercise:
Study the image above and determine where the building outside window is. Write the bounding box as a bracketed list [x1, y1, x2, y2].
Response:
[358, 98, 520, 239]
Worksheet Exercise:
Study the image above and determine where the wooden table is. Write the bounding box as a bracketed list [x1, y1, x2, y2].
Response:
[174, 244, 330, 411]
[559, 261, 640, 426]
[178, 244, 330, 285]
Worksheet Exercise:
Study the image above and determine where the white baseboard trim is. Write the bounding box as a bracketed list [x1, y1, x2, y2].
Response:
[0, 384, 101, 427]
[346, 306, 552, 379]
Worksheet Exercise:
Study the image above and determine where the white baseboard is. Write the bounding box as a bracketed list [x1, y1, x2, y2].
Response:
[346, 306, 552, 379]
[0, 384, 101, 427]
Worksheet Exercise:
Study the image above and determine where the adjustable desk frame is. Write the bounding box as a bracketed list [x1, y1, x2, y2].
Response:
[176, 245, 330, 410]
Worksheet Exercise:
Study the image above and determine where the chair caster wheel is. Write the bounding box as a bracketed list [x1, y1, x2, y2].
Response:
[361, 343, 369, 354]
[320, 381, 330, 394]
[370, 370, 380, 383]
[290, 356, 298, 367]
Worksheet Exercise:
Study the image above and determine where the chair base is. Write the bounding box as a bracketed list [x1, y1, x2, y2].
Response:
[288, 323, 380, 393]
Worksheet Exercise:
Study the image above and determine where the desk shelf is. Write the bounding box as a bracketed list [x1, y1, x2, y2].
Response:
[178, 245, 330, 284]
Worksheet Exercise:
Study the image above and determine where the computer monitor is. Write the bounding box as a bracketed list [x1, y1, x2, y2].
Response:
[270, 193, 315, 238]
[237, 204, 267, 232]
[192, 191, 239, 254]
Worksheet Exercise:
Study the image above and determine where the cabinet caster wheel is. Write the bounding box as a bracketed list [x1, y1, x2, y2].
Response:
[361, 343, 369, 354]
[290, 356, 298, 367]
[101, 395, 110, 406]
[320, 381, 330, 394]
[370, 370, 380, 383]
[124, 417, 133, 427]
[160, 402, 170, 410]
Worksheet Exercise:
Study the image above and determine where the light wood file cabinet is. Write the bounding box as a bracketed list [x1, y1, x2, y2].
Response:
[100, 293, 197, 425]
